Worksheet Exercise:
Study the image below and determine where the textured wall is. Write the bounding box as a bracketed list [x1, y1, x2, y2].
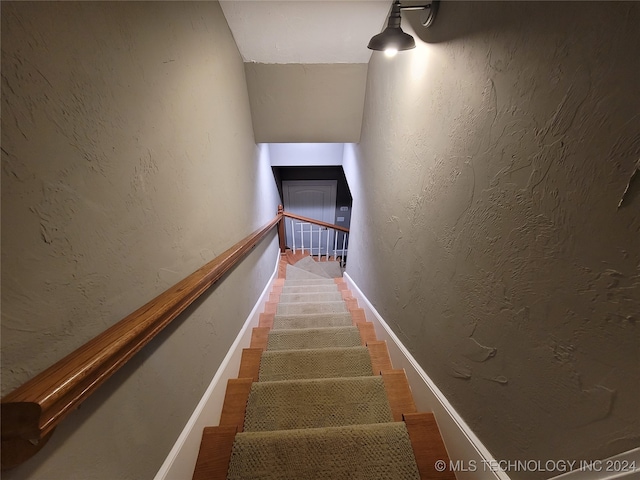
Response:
[245, 63, 367, 143]
[344, 2, 639, 477]
[1, 2, 280, 479]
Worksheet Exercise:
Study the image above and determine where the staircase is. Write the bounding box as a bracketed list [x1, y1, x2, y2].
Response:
[192, 253, 456, 479]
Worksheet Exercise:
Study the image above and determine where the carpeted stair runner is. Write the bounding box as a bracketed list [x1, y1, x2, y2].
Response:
[276, 277, 336, 285]
[243, 376, 393, 431]
[258, 346, 373, 382]
[266, 326, 362, 350]
[272, 312, 353, 329]
[277, 291, 344, 303]
[287, 256, 332, 278]
[291, 256, 344, 279]
[193, 253, 456, 480]
[283, 263, 329, 281]
[314, 260, 344, 279]
[228, 268, 420, 478]
[227, 422, 420, 480]
[276, 300, 348, 316]
[281, 284, 339, 294]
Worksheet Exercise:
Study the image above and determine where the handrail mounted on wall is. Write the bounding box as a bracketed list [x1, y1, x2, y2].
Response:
[1, 210, 285, 469]
[1, 206, 349, 469]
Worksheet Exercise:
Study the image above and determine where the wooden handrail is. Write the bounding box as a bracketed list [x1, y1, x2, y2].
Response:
[282, 211, 350, 233]
[1, 212, 283, 469]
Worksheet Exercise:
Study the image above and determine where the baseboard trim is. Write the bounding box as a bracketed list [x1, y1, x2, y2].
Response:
[154, 254, 280, 480]
[548, 448, 640, 480]
[343, 274, 640, 480]
[155, 266, 636, 480]
[343, 273, 509, 480]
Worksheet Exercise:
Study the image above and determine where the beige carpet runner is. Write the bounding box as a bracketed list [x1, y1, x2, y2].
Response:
[243, 376, 393, 431]
[227, 422, 420, 480]
[272, 312, 353, 329]
[258, 346, 373, 382]
[225, 264, 421, 479]
[266, 326, 362, 351]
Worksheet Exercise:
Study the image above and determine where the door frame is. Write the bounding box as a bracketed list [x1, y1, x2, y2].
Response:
[282, 180, 337, 252]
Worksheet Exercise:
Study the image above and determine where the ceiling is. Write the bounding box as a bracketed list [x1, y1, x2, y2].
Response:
[219, 1, 393, 143]
[219, 1, 391, 64]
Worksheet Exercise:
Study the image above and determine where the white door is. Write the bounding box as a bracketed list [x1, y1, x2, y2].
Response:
[283, 180, 337, 255]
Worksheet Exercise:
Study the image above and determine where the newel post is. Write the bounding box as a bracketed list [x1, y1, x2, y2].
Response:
[277, 205, 286, 253]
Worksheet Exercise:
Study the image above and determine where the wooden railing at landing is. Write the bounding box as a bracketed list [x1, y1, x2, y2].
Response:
[1, 205, 349, 469]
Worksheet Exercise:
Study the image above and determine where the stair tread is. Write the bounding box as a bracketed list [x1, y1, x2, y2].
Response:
[227, 422, 420, 480]
[291, 256, 343, 279]
[281, 284, 339, 294]
[276, 300, 348, 316]
[267, 326, 361, 350]
[259, 346, 373, 382]
[283, 278, 337, 286]
[287, 258, 333, 279]
[272, 312, 354, 329]
[285, 263, 330, 281]
[277, 292, 344, 303]
[243, 376, 393, 431]
[193, 262, 454, 480]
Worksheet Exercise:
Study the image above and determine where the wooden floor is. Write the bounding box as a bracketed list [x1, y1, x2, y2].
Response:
[192, 257, 457, 480]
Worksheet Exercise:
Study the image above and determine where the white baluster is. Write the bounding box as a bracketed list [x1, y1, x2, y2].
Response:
[291, 219, 296, 254]
[326, 228, 330, 262]
[300, 222, 304, 254]
[341, 232, 347, 267]
[334, 230, 338, 262]
[309, 224, 313, 259]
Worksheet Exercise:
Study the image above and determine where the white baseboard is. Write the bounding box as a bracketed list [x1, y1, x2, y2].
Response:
[344, 273, 640, 480]
[548, 448, 640, 480]
[154, 254, 280, 480]
[343, 273, 509, 480]
[155, 266, 637, 480]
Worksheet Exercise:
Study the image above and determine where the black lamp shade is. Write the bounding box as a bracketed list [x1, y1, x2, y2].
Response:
[367, 26, 416, 51]
[367, 0, 416, 52]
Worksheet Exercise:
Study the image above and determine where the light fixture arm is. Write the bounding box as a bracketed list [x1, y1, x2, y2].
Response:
[397, 0, 439, 28]
[398, 4, 433, 11]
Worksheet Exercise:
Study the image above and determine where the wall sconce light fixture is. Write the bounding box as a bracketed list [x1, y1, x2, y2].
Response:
[368, 0, 439, 56]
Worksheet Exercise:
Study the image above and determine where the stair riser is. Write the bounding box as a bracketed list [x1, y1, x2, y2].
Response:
[259, 347, 374, 382]
[270, 313, 355, 330]
[282, 279, 337, 286]
[227, 423, 421, 480]
[276, 301, 348, 316]
[277, 292, 345, 303]
[192, 258, 454, 480]
[243, 376, 393, 431]
[266, 327, 362, 351]
[281, 285, 340, 294]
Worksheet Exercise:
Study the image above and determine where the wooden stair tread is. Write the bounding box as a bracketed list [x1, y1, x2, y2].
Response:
[250, 327, 270, 350]
[405, 412, 457, 480]
[350, 308, 367, 325]
[382, 369, 417, 422]
[238, 348, 262, 382]
[193, 275, 457, 480]
[357, 322, 376, 345]
[367, 340, 394, 374]
[219, 378, 253, 432]
[192, 425, 236, 480]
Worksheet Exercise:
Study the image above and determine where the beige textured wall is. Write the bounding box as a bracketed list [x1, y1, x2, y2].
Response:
[1, 2, 280, 478]
[245, 63, 368, 143]
[344, 2, 639, 477]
